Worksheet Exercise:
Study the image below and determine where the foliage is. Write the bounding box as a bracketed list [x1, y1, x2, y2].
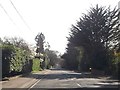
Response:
[62, 5, 120, 72]
[1, 37, 32, 77]
[32, 58, 42, 71]
[2, 45, 14, 77]
[34, 33, 50, 70]
[3, 37, 31, 52]
[35, 33, 45, 55]
[111, 52, 120, 78]
[62, 43, 79, 70]
[45, 49, 60, 67]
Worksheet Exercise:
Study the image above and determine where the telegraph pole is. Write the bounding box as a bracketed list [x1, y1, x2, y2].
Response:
[118, 1, 120, 30]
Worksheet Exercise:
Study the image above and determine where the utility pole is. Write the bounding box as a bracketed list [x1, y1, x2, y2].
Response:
[118, 1, 120, 30]
[118, 1, 120, 9]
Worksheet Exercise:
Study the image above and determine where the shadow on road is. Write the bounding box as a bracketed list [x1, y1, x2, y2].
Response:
[2, 69, 119, 90]
[22, 69, 119, 81]
[21, 69, 119, 89]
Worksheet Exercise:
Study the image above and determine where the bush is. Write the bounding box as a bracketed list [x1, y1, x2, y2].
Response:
[32, 58, 42, 71]
[10, 46, 32, 73]
[1, 45, 14, 77]
[1, 44, 32, 78]
[111, 53, 120, 79]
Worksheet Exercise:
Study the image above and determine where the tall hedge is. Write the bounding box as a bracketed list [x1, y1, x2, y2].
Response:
[111, 53, 120, 79]
[32, 58, 41, 71]
[2, 45, 13, 77]
[1, 44, 32, 78]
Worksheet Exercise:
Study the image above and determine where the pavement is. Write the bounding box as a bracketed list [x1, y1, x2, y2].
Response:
[1, 70, 50, 88]
[1, 69, 120, 89]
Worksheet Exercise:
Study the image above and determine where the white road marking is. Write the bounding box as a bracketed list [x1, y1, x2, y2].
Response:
[28, 79, 41, 90]
[87, 85, 101, 87]
[28, 71, 48, 90]
[97, 82, 119, 85]
[77, 83, 82, 87]
[20, 79, 37, 88]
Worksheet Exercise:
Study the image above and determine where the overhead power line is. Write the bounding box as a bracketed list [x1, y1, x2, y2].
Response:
[0, 3, 24, 36]
[9, 0, 33, 32]
[0, 3, 16, 25]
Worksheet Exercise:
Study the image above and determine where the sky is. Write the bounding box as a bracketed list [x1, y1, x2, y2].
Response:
[0, 0, 120, 54]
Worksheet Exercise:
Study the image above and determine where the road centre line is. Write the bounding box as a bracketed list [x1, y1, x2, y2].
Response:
[28, 71, 48, 90]
[28, 78, 41, 90]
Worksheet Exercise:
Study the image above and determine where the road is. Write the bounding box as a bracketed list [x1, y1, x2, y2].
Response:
[28, 69, 119, 89]
[2, 69, 119, 89]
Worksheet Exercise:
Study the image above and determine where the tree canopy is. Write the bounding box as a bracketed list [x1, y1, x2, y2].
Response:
[62, 5, 120, 71]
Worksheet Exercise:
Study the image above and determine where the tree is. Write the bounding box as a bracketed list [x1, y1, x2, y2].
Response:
[62, 43, 79, 70]
[1, 37, 32, 77]
[0, 38, 3, 44]
[35, 33, 45, 57]
[35, 33, 52, 69]
[3, 37, 30, 52]
[45, 49, 59, 67]
[64, 5, 120, 71]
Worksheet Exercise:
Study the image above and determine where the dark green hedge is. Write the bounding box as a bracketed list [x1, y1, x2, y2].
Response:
[111, 54, 120, 79]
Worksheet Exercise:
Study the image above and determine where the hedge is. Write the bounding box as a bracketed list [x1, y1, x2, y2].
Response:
[1, 44, 32, 78]
[32, 58, 42, 71]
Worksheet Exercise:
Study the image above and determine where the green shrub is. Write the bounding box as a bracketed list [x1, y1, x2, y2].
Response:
[1, 44, 32, 77]
[1, 45, 14, 77]
[10, 47, 32, 73]
[32, 58, 42, 71]
[111, 53, 120, 79]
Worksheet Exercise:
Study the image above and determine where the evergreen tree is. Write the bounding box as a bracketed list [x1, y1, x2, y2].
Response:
[63, 5, 120, 71]
[35, 33, 45, 57]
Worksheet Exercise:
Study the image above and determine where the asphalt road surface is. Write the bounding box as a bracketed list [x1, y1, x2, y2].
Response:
[28, 69, 119, 89]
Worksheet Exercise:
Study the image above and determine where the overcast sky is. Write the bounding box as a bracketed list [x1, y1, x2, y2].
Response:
[0, 0, 119, 54]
